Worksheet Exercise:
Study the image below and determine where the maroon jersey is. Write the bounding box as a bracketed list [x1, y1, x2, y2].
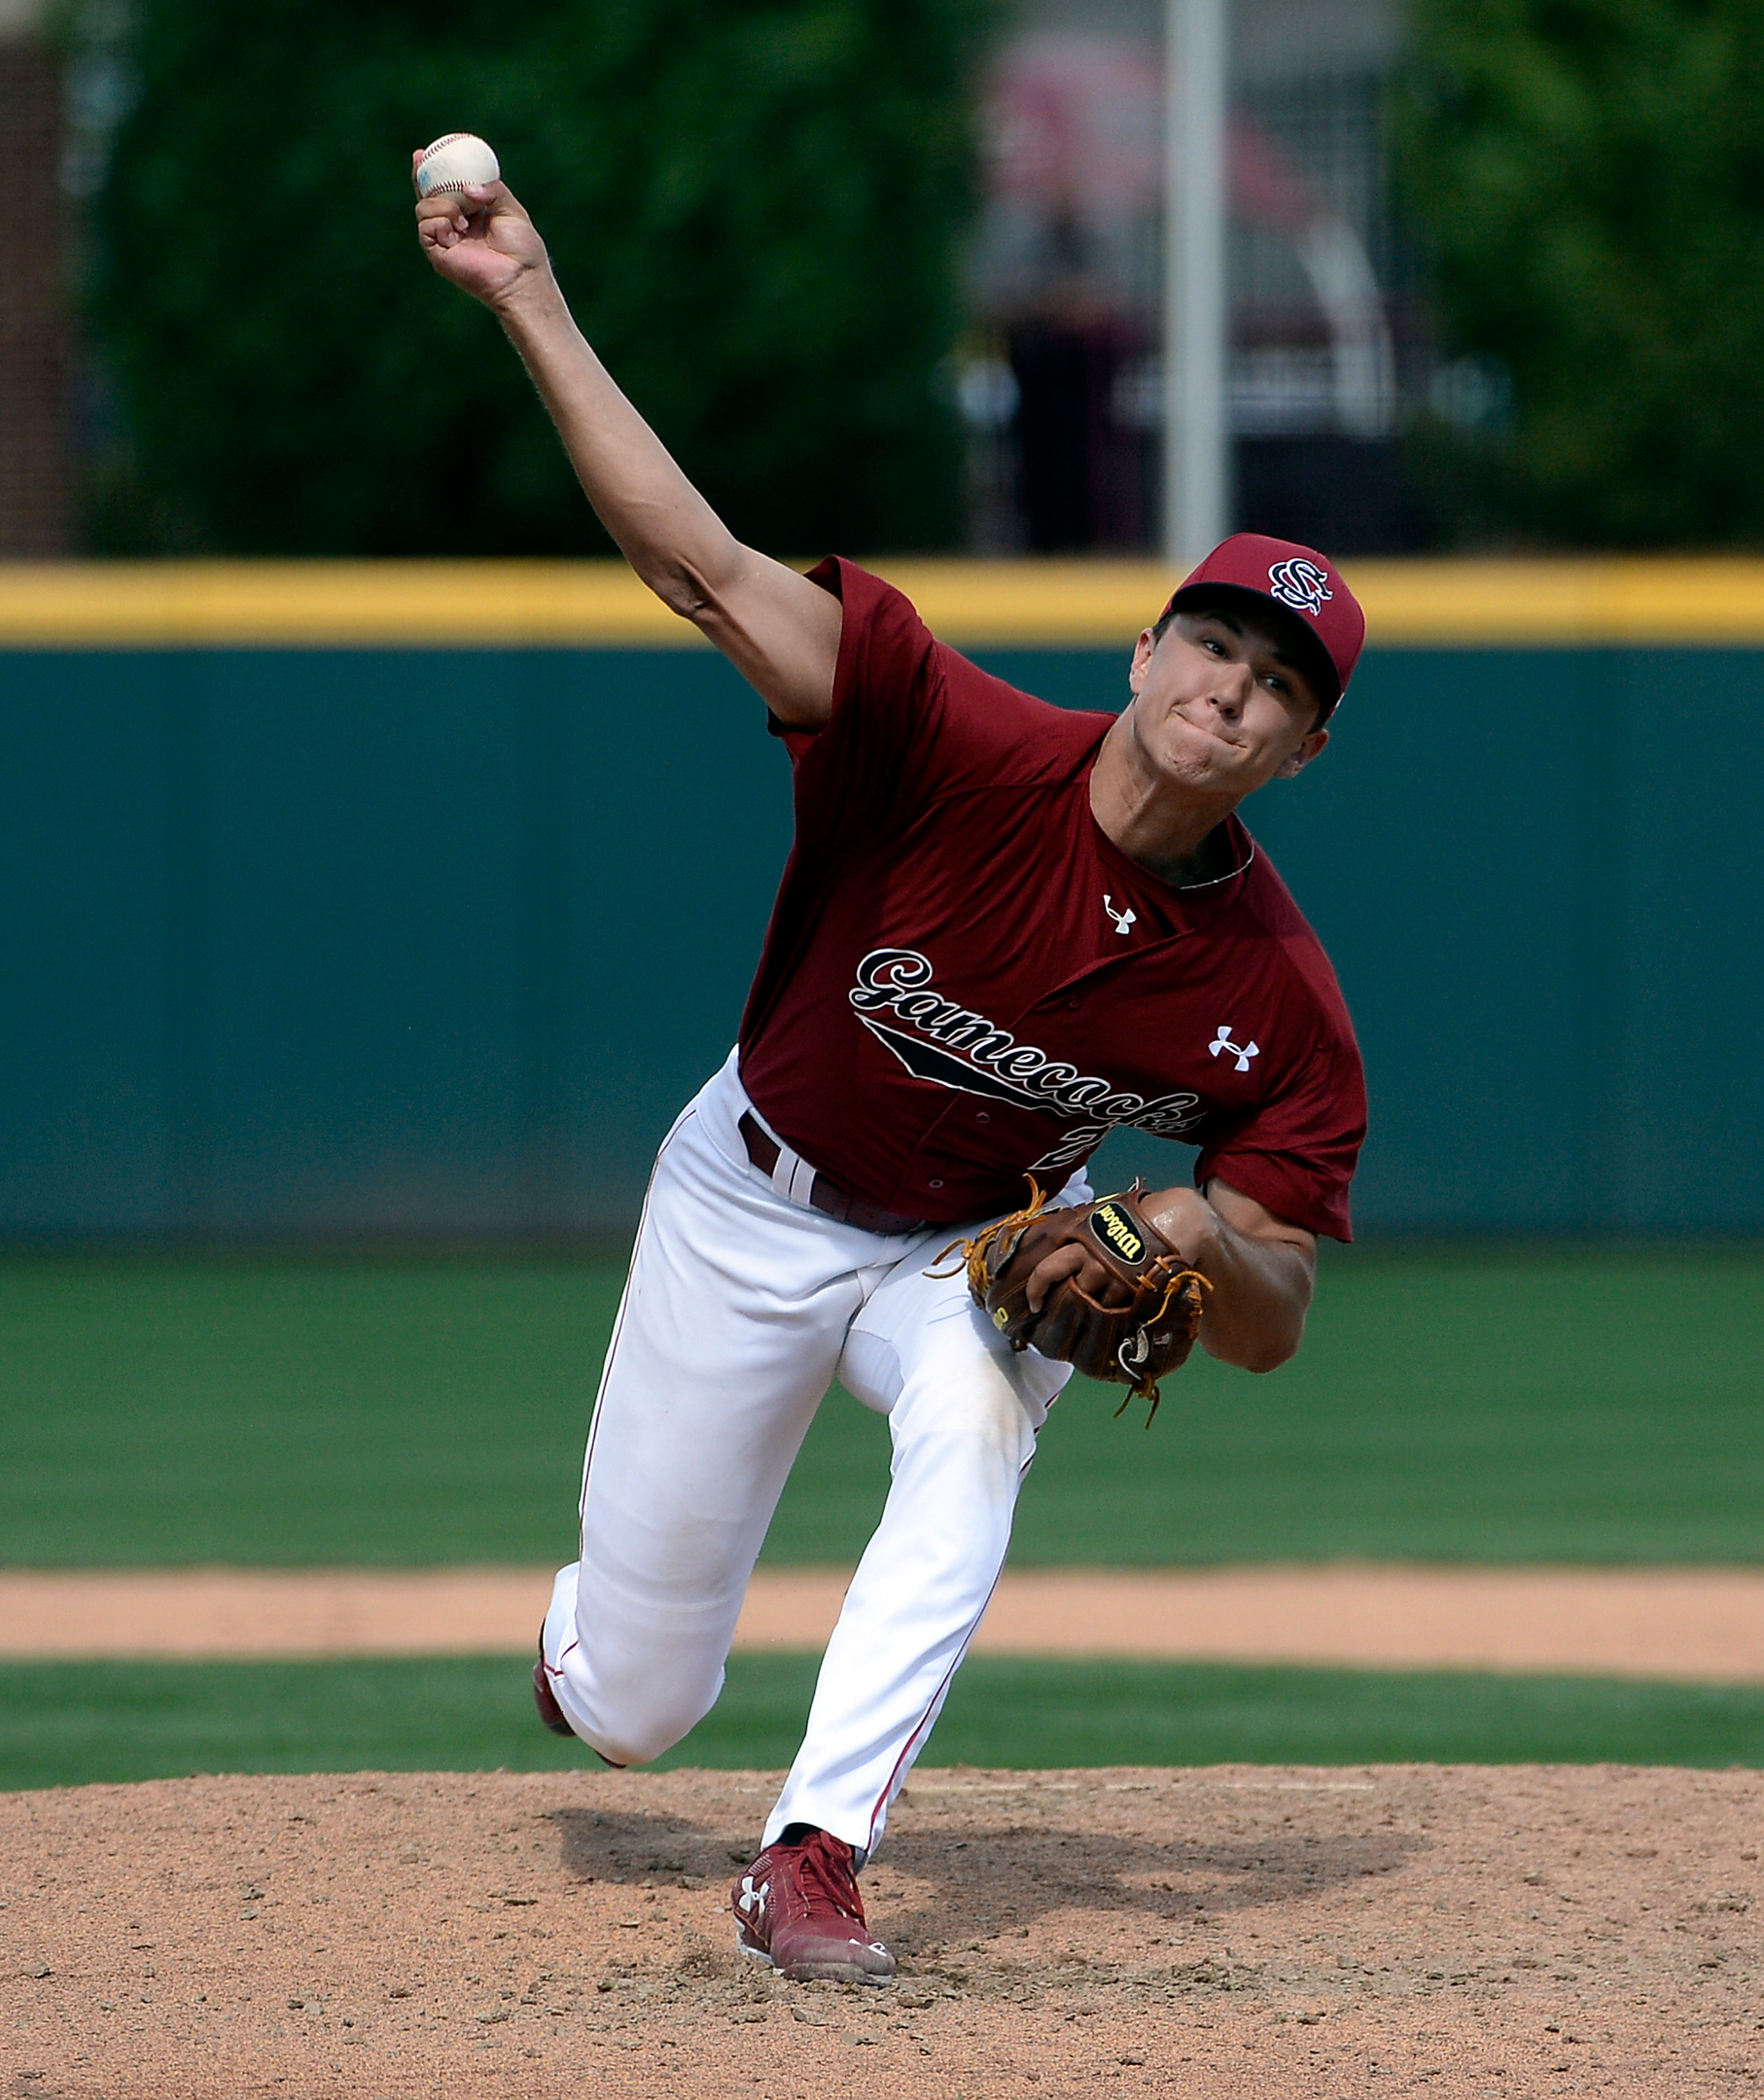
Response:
[736, 560, 1366, 1240]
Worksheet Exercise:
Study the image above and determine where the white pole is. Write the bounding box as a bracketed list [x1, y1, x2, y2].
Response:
[1163, 0, 1229, 564]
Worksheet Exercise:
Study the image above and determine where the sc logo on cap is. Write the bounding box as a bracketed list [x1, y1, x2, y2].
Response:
[1267, 557, 1333, 616]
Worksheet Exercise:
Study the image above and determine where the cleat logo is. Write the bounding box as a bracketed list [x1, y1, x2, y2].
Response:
[736, 1873, 770, 1926]
[1209, 1026, 1258, 1073]
[1267, 557, 1333, 616]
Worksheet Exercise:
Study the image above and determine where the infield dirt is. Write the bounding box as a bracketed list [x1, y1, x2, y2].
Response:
[3, 1763, 1758, 2098]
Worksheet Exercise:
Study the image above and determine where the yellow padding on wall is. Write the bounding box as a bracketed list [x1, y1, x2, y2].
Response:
[0, 561, 698, 648]
[0, 555, 1761, 648]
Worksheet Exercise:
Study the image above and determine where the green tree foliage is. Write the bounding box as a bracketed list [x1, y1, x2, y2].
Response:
[1400, 0, 1764, 545]
[92, 0, 988, 555]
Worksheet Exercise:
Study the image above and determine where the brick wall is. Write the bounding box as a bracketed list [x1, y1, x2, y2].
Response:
[0, 39, 68, 558]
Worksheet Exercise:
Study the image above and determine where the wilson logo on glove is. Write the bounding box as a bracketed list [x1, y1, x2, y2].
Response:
[1088, 1202, 1147, 1265]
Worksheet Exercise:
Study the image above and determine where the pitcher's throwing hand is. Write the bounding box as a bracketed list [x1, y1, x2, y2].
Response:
[413, 145, 547, 312]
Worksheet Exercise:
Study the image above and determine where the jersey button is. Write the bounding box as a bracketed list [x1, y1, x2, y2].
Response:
[1065, 995, 1081, 1010]
[974, 1111, 990, 1125]
[929, 1178, 944, 1190]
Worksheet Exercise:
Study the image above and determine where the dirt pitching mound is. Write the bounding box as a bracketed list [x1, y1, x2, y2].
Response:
[2, 1764, 1758, 2098]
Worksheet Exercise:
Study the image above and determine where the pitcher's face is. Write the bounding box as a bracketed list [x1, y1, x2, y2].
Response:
[1125, 608, 1329, 797]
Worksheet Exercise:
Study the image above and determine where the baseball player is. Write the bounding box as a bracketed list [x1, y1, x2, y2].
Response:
[417, 164, 1366, 1985]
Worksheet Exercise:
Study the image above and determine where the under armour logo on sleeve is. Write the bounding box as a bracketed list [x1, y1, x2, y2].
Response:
[1209, 1026, 1259, 1072]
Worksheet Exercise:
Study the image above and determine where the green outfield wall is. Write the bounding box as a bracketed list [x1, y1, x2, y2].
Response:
[0, 559, 1757, 1238]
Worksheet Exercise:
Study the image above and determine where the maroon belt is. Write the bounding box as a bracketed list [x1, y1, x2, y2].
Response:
[738, 1112, 929, 1237]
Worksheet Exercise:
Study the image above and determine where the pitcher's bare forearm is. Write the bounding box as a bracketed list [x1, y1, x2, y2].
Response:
[417, 175, 837, 723]
[1144, 1181, 1316, 1372]
[495, 278, 837, 724]
[492, 281, 728, 607]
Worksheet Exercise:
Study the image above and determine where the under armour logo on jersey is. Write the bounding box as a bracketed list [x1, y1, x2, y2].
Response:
[1210, 1026, 1259, 1073]
[1104, 894, 1138, 937]
[1267, 557, 1333, 617]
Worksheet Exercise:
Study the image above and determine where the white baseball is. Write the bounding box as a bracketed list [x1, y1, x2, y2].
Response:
[415, 133, 501, 198]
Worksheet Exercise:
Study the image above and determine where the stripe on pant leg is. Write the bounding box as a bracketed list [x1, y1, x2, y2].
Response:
[864, 1557, 1010, 1854]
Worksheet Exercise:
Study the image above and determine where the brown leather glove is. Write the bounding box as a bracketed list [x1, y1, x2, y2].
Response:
[941, 1179, 1208, 1422]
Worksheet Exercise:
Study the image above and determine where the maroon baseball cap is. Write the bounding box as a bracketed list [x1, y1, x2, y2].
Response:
[1160, 532, 1365, 717]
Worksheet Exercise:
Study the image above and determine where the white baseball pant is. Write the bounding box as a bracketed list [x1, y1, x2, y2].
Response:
[540, 1049, 1082, 1857]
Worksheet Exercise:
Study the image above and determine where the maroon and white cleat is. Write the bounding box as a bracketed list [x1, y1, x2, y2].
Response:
[729, 1830, 897, 1983]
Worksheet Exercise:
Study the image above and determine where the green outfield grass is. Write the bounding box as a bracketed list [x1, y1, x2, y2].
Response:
[2, 1244, 1761, 1567]
[2, 1654, 1760, 1794]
